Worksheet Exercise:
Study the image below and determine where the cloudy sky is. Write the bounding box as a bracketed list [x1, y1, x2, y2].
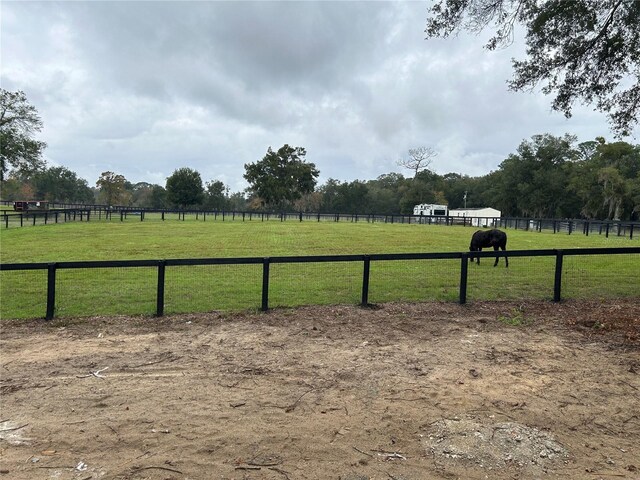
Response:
[1, 1, 630, 193]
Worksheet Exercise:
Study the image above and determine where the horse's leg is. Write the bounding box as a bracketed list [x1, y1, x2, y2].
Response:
[493, 245, 499, 267]
[502, 245, 508, 268]
[477, 247, 481, 265]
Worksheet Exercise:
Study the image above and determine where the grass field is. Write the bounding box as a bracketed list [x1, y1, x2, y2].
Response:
[1, 217, 638, 319]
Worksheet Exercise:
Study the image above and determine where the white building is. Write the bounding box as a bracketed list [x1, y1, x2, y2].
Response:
[413, 204, 448, 216]
[449, 207, 501, 227]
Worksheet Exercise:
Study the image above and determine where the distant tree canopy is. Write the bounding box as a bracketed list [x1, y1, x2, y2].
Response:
[165, 167, 204, 208]
[244, 144, 320, 209]
[312, 135, 639, 220]
[1, 166, 93, 204]
[0, 89, 47, 181]
[96, 171, 130, 206]
[425, 0, 640, 136]
[32, 166, 94, 203]
[204, 180, 229, 211]
[0, 107, 636, 219]
[484, 135, 640, 220]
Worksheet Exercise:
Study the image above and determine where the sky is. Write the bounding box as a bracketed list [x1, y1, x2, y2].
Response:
[1, 1, 633, 194]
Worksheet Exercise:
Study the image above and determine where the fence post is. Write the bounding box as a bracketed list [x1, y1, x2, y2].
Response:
[553, 250, 564, 302]
[459, 254, 469, 304]
[46, 263, 57, 320]
[261, 258, 270, 311]
[156, 260, 166, 317]
[361, 255, 371, 306]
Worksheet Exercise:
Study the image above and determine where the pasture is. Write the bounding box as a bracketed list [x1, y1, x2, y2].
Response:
[0, 219, 638, 319]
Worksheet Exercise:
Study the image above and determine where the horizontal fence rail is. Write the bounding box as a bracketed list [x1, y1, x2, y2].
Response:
[1, 247, 638, 320]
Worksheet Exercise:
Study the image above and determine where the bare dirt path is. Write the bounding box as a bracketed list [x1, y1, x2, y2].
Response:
[1, 300, 639, 479]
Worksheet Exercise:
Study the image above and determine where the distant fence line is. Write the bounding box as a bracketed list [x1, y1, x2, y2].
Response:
[1, 201, 638, 239]
[1, 247, 638, 320]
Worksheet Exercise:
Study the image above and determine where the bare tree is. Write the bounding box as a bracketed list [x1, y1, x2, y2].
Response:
[397, 146, 437, 178]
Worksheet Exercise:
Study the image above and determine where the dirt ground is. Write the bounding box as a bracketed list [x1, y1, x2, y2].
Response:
[1, 300, 639, 480]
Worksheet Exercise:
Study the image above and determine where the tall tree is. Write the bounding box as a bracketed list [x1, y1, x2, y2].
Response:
[227, 191, 248, 211]
[425, 0, 640, 136]
[598, 166, 627, 220]
[203, 180, 229, 210]
[96, 171, 130, 206]
[365, 173, 407, 214]
[165, 167, 204, 208]
[399, 169, 446, 214]
[334, 180, 370, 214]
[244, 145, 319, 209]
[130, 182, 154, 207]
[397, 146, 437, 179]
[318, 178, 343, 213]
[572, 139, 640, 219]
[490, 134, 579, 217]
[32, 166, 93, 203]
[0, 89, 47, 181]
[149, 185, 168, 209]
[441, 173, 484, 209]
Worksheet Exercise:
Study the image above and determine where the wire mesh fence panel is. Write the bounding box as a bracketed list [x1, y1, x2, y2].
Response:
[466, 256, 556, 302]
[164, 264, 262, 314]
[562, 254, 640, 299]
[2, 215, 22, 228]
[0, 270, 48, 319]
[55, 267, 156, 317]
[369, 259, 460, 303]
[143, 212, 165, 222]
[269, 262, 362, 308]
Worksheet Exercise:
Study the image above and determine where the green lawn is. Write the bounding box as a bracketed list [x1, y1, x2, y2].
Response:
[1, 218, 638, 319]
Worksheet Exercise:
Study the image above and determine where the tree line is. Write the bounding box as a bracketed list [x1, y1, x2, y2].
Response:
[2, 89, 639, 220]
[4, 1, 639, 220]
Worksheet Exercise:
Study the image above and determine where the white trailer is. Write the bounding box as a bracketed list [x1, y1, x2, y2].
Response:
[413, 204, 448, 216]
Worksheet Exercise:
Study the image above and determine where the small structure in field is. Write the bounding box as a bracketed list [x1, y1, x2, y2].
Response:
[449, 207, 501, 227]
[413, 204, 448, 216]
[13, 200, 50, 212]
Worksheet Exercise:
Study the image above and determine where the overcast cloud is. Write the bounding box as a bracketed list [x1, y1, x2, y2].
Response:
[1, 1, 632, 193]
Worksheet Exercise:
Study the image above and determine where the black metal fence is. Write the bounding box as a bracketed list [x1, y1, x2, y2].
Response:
[1, 208, 92, 228]
[1, 247, 638, 320]
[1, 202, 638, 239]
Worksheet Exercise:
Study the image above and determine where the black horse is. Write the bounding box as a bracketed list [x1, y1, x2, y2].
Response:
[469, 229, 508, 267]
